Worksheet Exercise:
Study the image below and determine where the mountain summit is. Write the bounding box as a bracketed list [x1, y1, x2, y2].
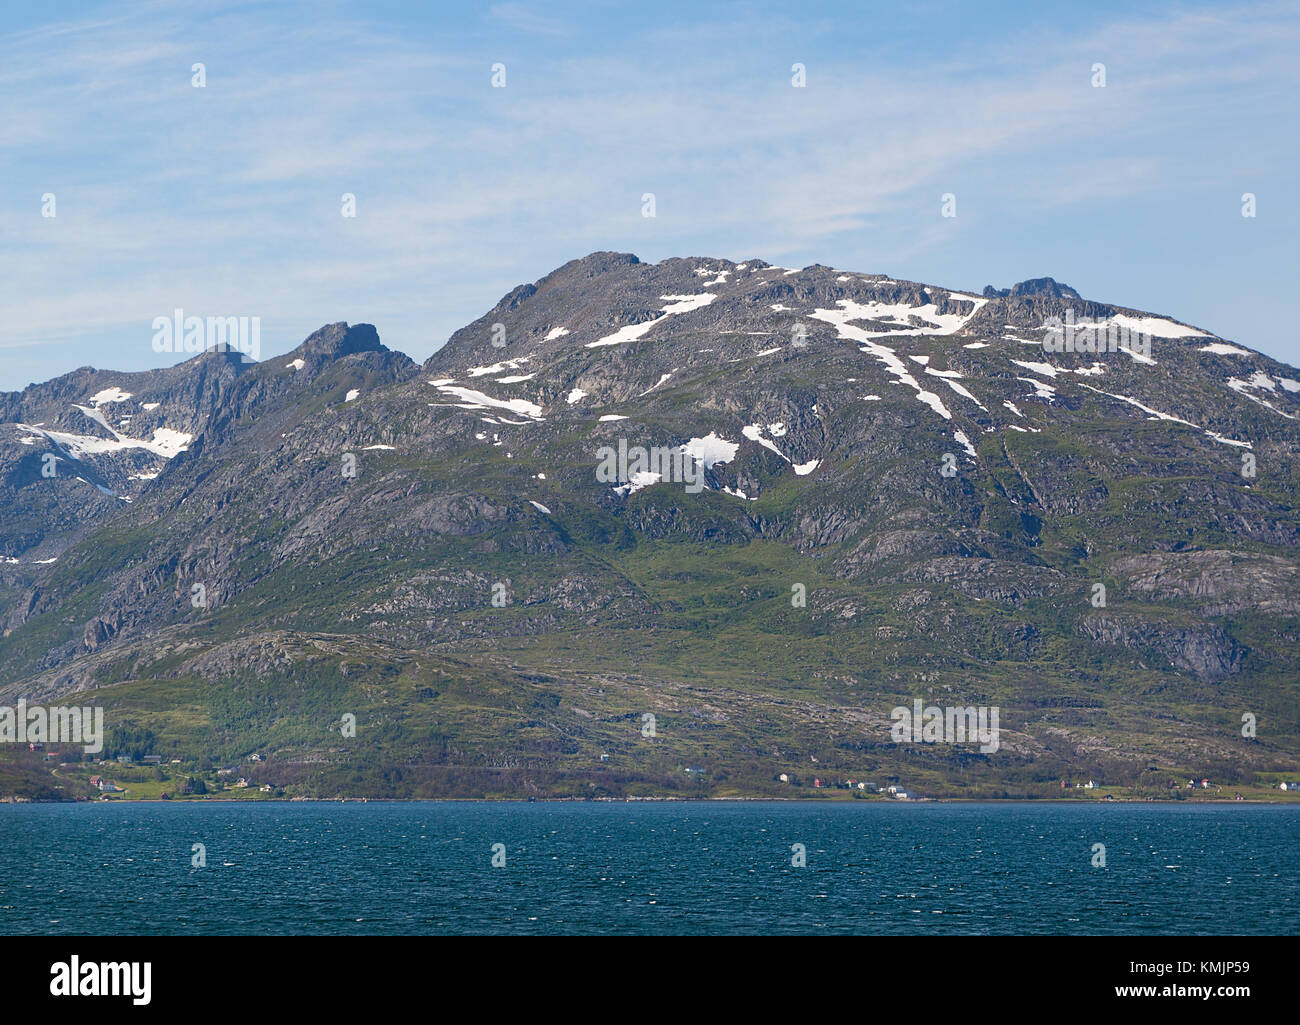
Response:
[982, 278, 1081, 299]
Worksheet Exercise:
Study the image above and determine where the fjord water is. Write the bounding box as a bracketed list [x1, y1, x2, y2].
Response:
[2, 802, 1295, 935]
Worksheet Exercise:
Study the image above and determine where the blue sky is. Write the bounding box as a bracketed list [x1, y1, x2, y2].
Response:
[1, 0, 1296, 391]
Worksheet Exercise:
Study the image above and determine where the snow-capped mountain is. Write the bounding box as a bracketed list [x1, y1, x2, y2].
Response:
[2, 252, 1297, 798]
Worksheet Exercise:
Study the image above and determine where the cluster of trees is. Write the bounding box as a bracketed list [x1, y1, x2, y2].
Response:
[104, 726, 161, 762]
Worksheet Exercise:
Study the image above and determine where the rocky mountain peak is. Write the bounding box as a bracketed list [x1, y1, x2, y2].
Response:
[295, 322, 385, 360]
[983, 277, 1081, 299]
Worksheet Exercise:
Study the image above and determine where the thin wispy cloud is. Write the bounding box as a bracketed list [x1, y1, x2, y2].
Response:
[488, 3, 571, 36]
[0, 0, 1295, 390]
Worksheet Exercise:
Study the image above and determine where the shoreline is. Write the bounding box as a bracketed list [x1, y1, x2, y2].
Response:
[5, 795, 1299, 806]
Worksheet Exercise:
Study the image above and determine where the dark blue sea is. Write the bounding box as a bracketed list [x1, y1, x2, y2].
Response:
[1, 802, 1295, 935]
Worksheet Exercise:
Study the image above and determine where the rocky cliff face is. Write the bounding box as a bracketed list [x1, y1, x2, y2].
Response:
[2, 252, 1297, 795]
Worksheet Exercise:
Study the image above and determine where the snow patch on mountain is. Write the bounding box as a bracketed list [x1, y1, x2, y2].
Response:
[817, 297, 982, 340]
[88, 387, 133, 406]
[148, 428, 194, 458]
[1016, 377, 1057, 401]
[467, 355, 534, 378]
[743, 424, 786, 459]
[639, 373, 674, 397]
[809, 301, 955, 421]
[586, 293, 717, 348]
[585, 320, 659, 350]
[1107, 314, 1208, 339]
[1119, 344, 1158, 366]
[72, 404, 116, 434]
[19, 422, 192, 460]
[682, 433, 739, 468]
[660, 293, 717, 314]
[1011, 359, 1061, 378]
[614, 471, 662, 496]
[432, 384, 545, 420]
[1227, 376, 1298, 421]
[1199, 342, 1251, 356]
[940, 378, 987, 410]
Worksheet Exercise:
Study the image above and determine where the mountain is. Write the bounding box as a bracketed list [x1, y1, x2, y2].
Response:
[2, 252, 1298, 800]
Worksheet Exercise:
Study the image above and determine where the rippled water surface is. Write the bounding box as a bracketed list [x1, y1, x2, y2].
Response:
[2, 802, 1295, 934]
